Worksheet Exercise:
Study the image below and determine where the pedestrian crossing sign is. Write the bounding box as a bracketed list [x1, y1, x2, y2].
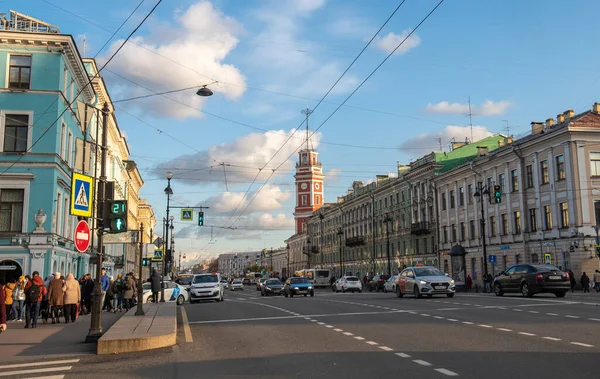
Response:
[70, 173, 93, 217]
[152, 249, 164, 262]
[181, 208, 193, 221]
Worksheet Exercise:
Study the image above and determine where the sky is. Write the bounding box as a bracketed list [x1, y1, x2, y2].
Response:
[9, 0, 600, 264]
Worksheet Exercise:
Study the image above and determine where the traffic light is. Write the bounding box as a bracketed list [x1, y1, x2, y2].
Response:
[596, 245, 600, 257]
[142, 258, 148, 267]
[108, 200, 127, 233]
[493, 185, 502, 204]
[198, 211, 204, 226]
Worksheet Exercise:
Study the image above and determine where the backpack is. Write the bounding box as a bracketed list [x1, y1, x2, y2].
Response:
[111, 280, 121, 294]
[26, 283, 40, 303]
[124, 278, 132, 291]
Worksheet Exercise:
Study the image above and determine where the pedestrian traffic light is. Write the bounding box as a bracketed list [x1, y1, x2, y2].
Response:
[108, 200, 127, 233]
[142, 258, 148, 267]
[198, 211, 204, 226]
[493, 185, 502, 204]
[596, 245, 600, 257]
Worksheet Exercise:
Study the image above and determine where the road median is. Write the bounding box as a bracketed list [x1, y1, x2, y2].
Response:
[97, 303, 177, 355]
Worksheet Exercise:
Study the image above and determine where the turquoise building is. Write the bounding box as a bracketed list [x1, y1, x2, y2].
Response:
[0, 11, 96, 281]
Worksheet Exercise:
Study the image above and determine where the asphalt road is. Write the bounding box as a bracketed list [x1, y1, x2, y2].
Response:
[7, 287, 600, 379]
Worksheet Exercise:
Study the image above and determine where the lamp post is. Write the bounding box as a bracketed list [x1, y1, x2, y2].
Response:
[135, 223, 145, 316]
[161, 171, 173, 302]
[319, 213, 325, 268]
[384, 213, 392, 276]
[473, 183, 491, 282]
[337, 228, 344, 277]
[169, 217, 174, 276]
[306, 237, 312, 269]
[286, 244, 290, 278]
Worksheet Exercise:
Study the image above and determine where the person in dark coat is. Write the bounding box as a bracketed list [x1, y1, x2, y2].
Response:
[150, 269, 161, 303]
[581, 272, 590, 293]
[82, 274, 95, 314]
[568, 270, 576, 292]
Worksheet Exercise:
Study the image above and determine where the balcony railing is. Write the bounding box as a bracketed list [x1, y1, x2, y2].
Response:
[411, 221, 432, 235]
[345, 236, 366, 247]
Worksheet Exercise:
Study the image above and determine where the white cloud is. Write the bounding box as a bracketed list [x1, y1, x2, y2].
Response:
[326, 168, 342, 181]
[204, 185, 292, 215]
[102, 1, 246, 119]
[399, 125, 494, 155]
[374, 30, 421, 56]
[327, 17, 372, 38]
[152, 128, 321, 186]
[425, 100, 512, 116]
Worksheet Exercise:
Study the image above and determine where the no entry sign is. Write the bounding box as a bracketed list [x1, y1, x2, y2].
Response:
[75, 220, 91, 253]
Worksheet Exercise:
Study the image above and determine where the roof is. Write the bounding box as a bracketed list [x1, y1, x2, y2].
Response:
[434, 134, 506, 173]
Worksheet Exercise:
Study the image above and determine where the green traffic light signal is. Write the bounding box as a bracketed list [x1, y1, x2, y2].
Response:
[142, 258, 148, 267]
[494, 185, 502, 204]
[198, 211, 204, 226]
[108, 200, 127, 233]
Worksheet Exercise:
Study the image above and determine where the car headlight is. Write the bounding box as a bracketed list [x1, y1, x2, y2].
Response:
[293, 287, 299, 290]
[449, 280, 455, 285]
[419, 280, 429, 285]
[308, 286, 313, 289]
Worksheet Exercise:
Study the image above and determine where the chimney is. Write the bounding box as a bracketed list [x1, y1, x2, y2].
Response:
[477, 146, 489, 157]
[563, 109, 574, 120]
[593, 102, 600, 113]
[557, 113, 565, 123]
[545, 118, 554, 128]
[531, 121, 544, 135]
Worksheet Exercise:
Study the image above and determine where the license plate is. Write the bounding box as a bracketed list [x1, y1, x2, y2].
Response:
[549, 275, 561, 280]
[434, 286, 445, 290]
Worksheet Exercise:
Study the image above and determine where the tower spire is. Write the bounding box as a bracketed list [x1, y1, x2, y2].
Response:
[301, 108, 313, 151]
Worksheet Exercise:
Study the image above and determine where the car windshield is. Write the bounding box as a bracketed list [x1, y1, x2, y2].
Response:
[179, 277, 192, 285]
[266, 279, 282, 285]
[290, 278, 310, 284]
[316, 270, 329, 278]
[193, 275, 218, 284]
[232, 280, 242, 284]
[414, 267, 445, 277]
[346, 277, 359, 281]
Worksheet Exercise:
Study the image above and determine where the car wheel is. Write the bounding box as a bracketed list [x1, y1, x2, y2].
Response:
[332, 286, 336, 292]
[446, 293, 454, 298]
[521, 282, 533, 297]
[358, 289, 362, 293]
[284, 293, 288, 298]
[555, 291, 567, 298]
[494, 283, 504, 297]
[396, 286, 403, 298]
[342, 288, 346, 293]
[384, 287, 387, 293]
[304, 294, 307, 297]
[369, 287, 373, 292]
[176, 295, 185, 305]
[310, 291, 314, 297]
[290, 293, 294, 298]
[261, 292, 264, 297]
[413, 285, 422, 299]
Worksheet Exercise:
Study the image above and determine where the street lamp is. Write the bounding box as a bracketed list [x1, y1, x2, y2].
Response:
[337, 228, 344, 277]
[384, 214, 392, 276]
[196, 85, 214, 97]
[473, 183, 490, 285]
[161, 172, 173, 302]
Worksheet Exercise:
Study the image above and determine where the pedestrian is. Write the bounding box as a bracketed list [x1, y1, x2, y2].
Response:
[100, 268, 109, 309]
[485, 273, 492, 293]
[122, 273, 136, 310]
[63, 273, 80, 323]
[41, 275, 54, 324]
[568, 269, 576, 292]
[362, 275, 368, 288]
[112, 274, 123, 312]
[24, 271, 47, 329]
[581, 272, 590, 293]
[82, 274, 94, 314]
[13, 276, 26, 322]
[47, 272, 66, 324]
[4, 277, 16, 321]
[103, 276, 114, 312]
[151, 269, 161, 303]
[466, 274, 473, 292]
[593, 270, 600, 293]
[0, 281, 6, 333]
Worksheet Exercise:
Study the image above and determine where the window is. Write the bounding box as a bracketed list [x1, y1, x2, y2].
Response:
[443, 226, 448, 243]
[556, 155, 565, 180]
[67, 132, 73, 167]
[560, 202, 568, 228]
[531, 253, 539, 264]
[511, 169, 518, 192]
[0, 189, 24, 232]
[8, 55, 31, 89]
[469, 220, 476, 239]
[540, 160, 549, 184]
[401, 191, 405, 202]
[60, 121, 66, 159]
[591, 153, 600, 176]
[441, 193, 447, 210]
[450, 190, 455, 208]
[489, 216, 496, 237]
[459, 187, 464, 206]
[315, 196, 320, 205]
[487, 177, 493, 191]
[501, 214, 508, 235]
[544, 205, 552, 230]
[2, 114, 28, 152]
[451, 224, 457, 242]
[468, 184, 473, 204]
[498, 173, 505, 192]
[529, 208, 537, 232]
[301, 195, 307, 205]
[460, 222, 465, 241]
[513, 211, 521, 234]
[526, 165, 534, 188]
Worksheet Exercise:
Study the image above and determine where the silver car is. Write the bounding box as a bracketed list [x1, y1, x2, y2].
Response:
[383, 275, 398, 293]
[395, 266, 456, 298]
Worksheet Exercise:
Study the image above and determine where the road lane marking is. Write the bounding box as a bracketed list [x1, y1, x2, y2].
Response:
[395, 353, 411, 358]
[333, 328, 343, 332]
[546, 313, 558, 316]
[513, 309, 523, 312]
[478, 324, 493, 328]
[433, 316, 445, 319]
[354, 336, 365, 340]
[570, 342, 594, 347]
[365, 341, 378, 345]
[528, 311, 539, 314]
[343, 332, 354, 336]
[462, 321, 474, 325]
[497, 328, 512, 332]
[378, 346, 394, 351]
[413, 360, 432, 366]
[565, 315, 580, 319]
[0, 367, 73, 377]
[420, 313, 430, 316]
[589, 318, 600, 322]
[435, 368, 459, 376]
[180, 307, 193, 343]
[310, 319, 318, 322]
[542, 337, 561, 341]
[0, 360, 80, 369]
[189, 315, 306, 324]
[446, 318, 458, 322]
[317, 322, 325, 325]
[325, 325, 334, 328]
[518, 332, 536, 336]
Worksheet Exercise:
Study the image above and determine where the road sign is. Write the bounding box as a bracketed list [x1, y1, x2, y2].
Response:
[488, 254, 497, 263]
[74, 220, 91, 252]
[181, 208, 193, 220]
[0, 265, 17, 270]
[569, 245, 575, 252]
[544, 253, 552, 265]
[152, 249, 164, 262]
[500, 245, 510, 250]
[70, 173, 93, 217]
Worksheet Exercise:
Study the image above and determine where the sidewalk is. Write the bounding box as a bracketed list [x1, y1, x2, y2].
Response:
[97, 302, 177, 355]
[0, 310, 122, 363]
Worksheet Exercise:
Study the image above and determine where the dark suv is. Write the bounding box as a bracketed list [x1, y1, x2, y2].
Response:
[368, 274, 391, 292]
[493, 264, 570, 298]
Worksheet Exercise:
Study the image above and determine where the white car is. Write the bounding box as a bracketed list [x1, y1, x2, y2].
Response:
[333, 276, 362, 293]
[190, 273, 224, 303]
[230, 280, 244, 291]
[395, 266, 456, 298]
[383, 275, 398, 293]
[143, 281, 189, 305]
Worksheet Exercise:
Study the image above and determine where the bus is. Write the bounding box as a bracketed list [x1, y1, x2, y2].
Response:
[246, 272, 262, 284]
[294, 269, 331, 288]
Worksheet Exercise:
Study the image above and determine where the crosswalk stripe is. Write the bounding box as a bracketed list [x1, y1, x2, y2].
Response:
[0, 366, 72, 377]
[25, 376, 65, 379]
[0, 360, 79, 370]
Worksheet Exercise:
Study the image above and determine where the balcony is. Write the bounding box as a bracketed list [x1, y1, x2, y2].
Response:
[411, 221, 432, 235]
[345, 236, 366, 247]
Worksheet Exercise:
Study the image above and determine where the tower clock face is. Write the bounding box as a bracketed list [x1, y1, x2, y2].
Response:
[301, 183, 308, 190]
[315, 183, 320, 190]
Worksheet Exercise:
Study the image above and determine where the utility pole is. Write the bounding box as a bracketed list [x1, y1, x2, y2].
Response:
[135, 223, 145, 316]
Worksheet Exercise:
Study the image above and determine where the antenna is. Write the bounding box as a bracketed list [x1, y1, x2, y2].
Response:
[468, 96, 473, 143]
[438, 137, 442, 151]
[301, 108, 313, 151]
[82, 34, 86, 57]
[502, 119, 510, 136]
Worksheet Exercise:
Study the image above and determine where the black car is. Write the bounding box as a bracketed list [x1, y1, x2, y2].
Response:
[261, 279, 284, 296]
[368, 274, 391, 292]
[493, 264, 570, 298]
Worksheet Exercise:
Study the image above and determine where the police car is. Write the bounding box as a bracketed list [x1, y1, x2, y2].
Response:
[143, 281, 189, 305]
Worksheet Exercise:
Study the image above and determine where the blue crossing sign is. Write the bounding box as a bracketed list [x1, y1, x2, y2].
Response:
[181, 208, 193, 221]
[70, 173, 93, 217]
[152, 249, 164, 262]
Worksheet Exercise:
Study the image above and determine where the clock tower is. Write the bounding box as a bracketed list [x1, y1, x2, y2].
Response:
[293, 109, 324, 234]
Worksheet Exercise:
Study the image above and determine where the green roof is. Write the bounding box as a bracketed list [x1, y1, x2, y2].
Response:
[434, 135, 506, 173]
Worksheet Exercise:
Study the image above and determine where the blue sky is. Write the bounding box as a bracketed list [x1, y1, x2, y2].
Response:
[9, 0, 600, 262]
